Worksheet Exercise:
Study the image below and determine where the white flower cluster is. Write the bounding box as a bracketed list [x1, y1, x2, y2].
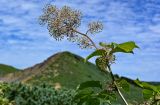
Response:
[39, 5, 82, 40]
[39, 5, 104, 49]
[88, 21, 103, 34]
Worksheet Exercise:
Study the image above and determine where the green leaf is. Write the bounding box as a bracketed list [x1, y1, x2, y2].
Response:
[99, 42, 111, 48]
[98, 90, 117, 102]
[77, 100, 84, 105]
[86, 98, 100, 105]
[134, 79, 158, 92]
[76, 97, 89, 105]
[77, 81, 102, 90]
[99, 42, 117, 50]
[142, 83, 158, 92]
[112, 41, 139, 54]
[142, 89, 153, 100]
[85, 49, 105, 62]
[74, 88, 94, 101]
[99, 99, 111, 105]
[99, 42, 107, 47]
[119, 79, 130, 92]
[134, 79, 144, 88]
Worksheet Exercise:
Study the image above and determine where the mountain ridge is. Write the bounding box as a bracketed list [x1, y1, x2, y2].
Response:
[0, 51, 159, 104]
[0, 51, 160, 85]
[0, 51, 109, 88]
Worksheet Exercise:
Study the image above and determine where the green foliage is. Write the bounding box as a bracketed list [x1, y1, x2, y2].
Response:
[111, 41, 139, 54]
[85, 49, 105, 62]
[118, 79, 130, 92]
[77, 81, 102, 90]
[134, 79, 160, 104]
[86, 41, 139, 70]
[0, 83, 13, 105]
[0, 97, 12, 105]
[0, 64, 18, 76]
[83, 41, 139, 104]
[135, 79, 159, 92]
[74, 81, 117, 105]
[142, 89, 153, 100]
[26, 52, 108, 89]
[0, 82, 76, 105]
[99, 41, 139, 54]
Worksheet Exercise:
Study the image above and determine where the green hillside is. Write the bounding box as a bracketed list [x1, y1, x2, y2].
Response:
[1, 51, 159, 104]
[26, 51, 110, 88]
[1, 51, 109, 88]
[0, 64, 18, 76]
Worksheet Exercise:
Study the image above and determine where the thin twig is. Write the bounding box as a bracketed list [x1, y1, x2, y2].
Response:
[71, 28, 98, 49]
[85, 29, 91, 35]
[72, 28, 128, 105]
[107, 65, 129, 105]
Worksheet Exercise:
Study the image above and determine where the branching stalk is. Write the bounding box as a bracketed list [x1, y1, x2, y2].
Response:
[71, 28, 98, 49]
[85, 29, 91, 35]
[40, 5, 139, 105]
[73, 28, 129, 105]
[107, 65, 129, 105]
[74, 29, 129, 105]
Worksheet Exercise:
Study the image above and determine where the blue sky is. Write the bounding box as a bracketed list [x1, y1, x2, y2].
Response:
[0, 0, 160, 81]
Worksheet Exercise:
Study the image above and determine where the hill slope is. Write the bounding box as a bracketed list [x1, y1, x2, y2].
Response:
[1, 51, 109, 88]
[1, 51, 159, 104]
[0, 64, 19, 76]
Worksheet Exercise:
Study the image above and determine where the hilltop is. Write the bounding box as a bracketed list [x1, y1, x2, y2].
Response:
[1, 51, 109, 88]
[1, 51, 160, 104]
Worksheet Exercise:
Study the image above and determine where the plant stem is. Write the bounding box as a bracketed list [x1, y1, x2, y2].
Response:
[107, 65, 129, 105]
[71, 28, 98, 49]
[72, 28, 128, 105]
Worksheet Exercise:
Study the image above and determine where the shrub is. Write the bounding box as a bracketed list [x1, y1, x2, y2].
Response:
[1, 83, 76, 105]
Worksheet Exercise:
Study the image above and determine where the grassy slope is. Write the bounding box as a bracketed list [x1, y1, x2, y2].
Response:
[1, 51, 159, 104]
[0, 64, 18, 76]
[26, 52, 109, 88]
[22, 52, 147, 104]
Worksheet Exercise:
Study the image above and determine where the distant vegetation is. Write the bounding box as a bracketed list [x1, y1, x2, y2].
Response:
[25, 52, 108, 88]
[0, 82, 75, 105]
[0, 64, 19, 76]
[0, 52, 160, 105]
[0, 52, 108, 88]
